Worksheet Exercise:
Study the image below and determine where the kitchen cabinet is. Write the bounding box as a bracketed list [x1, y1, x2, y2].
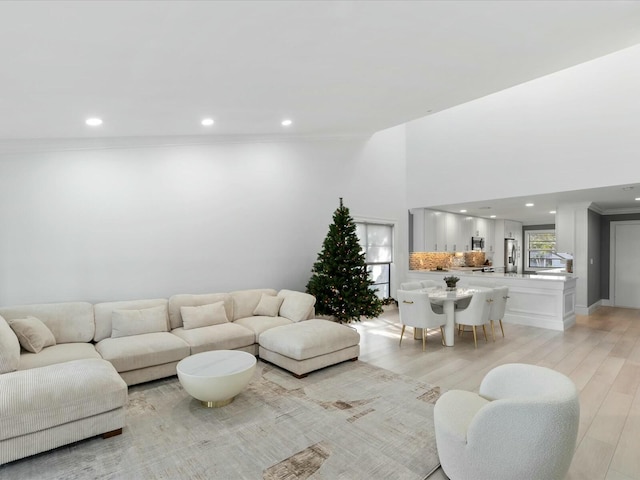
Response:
[417, 209, 496, 252]
[555, 206, 575, 254]
[411, 208, 426, 251]
[424, 209, 438, 251]
[473, 218, 488, 238]
[459, 216, 474, 251]
[445, 213, 460, 251]
[421, 210, 460, 252]
[485, 221, 495, 253]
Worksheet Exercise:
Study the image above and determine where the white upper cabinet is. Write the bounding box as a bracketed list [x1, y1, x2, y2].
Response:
[459, 216, 474, 251]
[424, 209, 438, 251]
[418, 209, 496, 252]
[435, 211, 447, 251]
[473, 217, 488, 238]
[485, 219, 495, 252]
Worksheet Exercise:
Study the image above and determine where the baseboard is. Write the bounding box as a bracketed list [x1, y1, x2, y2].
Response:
[575, 300, 604, 316]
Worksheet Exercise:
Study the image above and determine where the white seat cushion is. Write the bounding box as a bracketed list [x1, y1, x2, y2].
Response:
[171, 322, 256, 354]
[259, 319, 360, 360]
[18, 343, 102, 370]
[0, 358, 126, 441]
[96, 332, 190, 372]
[234, 316, 293, 341]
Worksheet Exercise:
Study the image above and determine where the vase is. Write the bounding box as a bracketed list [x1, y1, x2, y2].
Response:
[446, 286, 457, 291]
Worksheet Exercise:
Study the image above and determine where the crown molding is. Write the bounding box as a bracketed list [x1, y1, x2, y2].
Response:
[0, 132, 372, 155]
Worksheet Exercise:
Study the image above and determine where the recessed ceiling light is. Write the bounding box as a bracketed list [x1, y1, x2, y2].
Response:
[490, 215, 496, 218]
[525, 203, 534, 207]
[636, 198, 640, 201]
[550, 210, 557, 214]
[459, 209, 467, 213]
[281, 119, 293, 127]
[85, 117, 103, 126]
[201, 118, 214, 126]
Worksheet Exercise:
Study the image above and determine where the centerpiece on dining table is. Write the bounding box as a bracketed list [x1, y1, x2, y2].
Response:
[443, 275, 460, 291]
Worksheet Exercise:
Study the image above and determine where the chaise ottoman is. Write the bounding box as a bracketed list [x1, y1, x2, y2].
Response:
[258, 319, 360, 378]
[0, 358, 128, 465]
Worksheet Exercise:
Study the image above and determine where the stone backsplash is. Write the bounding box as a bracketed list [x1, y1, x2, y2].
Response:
[464, 251, 486, 267]
[409, 251, 486, 270]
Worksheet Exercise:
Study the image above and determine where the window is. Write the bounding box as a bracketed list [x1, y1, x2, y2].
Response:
[525, 230, 564, 270]
[356, 222, 393, 299]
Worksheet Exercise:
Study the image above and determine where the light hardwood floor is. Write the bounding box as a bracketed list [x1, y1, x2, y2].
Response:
[353, 306, 640, 480]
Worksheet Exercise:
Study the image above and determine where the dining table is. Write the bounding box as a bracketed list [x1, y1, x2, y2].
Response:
[422, 287, 476, 347]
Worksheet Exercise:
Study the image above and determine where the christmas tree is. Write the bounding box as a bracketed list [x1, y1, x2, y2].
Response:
[306, 198, 383, 323]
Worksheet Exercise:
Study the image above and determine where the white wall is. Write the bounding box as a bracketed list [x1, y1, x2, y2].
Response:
[0, 127, 407, 305]
[405, 43, 640, 208]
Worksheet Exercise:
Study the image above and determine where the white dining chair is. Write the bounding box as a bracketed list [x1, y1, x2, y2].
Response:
[399, 281, 423, 291]
[419, 280, 439, 289]
[489, 286, 509, 340]
[397, 290, 448, 351]
[455, 288, 493, 348]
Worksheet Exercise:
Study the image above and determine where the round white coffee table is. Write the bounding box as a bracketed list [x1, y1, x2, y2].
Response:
[176, 350, 256, 408]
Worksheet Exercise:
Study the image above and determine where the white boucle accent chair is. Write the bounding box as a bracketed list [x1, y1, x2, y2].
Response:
[434, 363, 580, 480]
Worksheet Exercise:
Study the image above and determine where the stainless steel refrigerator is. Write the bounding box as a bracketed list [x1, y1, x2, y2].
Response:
[505, 238, 517, 273]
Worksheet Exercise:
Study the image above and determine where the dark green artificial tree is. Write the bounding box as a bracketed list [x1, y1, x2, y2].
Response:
[306, 198, 383, 323]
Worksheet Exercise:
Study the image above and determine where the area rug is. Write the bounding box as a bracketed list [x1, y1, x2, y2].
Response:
[1, 360, 441, 479]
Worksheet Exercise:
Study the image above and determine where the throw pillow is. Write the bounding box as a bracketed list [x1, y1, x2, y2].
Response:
[180, 301, 229, 330]
[0, 314, 21, 373]
[253, 294, 284, 317]
[111, 305, 168, 338]
[278, 290, 316, 322]
[8, 316, 57, 354]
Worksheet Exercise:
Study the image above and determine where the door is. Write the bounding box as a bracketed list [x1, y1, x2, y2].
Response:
[613, 222, 640, 308]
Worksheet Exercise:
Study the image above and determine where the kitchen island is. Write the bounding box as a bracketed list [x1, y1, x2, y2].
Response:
[405, 271, 577, 331]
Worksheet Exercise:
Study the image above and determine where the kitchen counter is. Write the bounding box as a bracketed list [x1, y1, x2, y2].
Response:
[413, 269, 575, 281]
[406, 270, 577, 331]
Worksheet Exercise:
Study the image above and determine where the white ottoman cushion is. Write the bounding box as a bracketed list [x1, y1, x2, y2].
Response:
[259, 319, 359, 360]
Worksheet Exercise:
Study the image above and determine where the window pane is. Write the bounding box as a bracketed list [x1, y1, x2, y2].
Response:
[355, 223, 367, 253]
[366, 246, 392, 263]
[526, 230, 560, 269]
[369, 284, 390, 299]
[355, 222, 393, 263]
[366, 224, 392, 248]
[367, 264, 390, 284]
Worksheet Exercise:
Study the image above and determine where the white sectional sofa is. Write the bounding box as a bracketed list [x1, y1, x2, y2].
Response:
[0, 287, 333, 465]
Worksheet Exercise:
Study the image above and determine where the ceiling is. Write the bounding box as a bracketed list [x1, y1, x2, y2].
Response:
[2, 1, 640, 222]
[426, 183, 640, 226]
[1, 0, 640, 141]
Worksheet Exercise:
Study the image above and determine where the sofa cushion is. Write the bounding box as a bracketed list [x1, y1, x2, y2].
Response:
[0, 302, 95, 344]
[171, 322, 255, 355]
[96, 332, 190, 372]
[0, 315, 20, 374]
[0, 358, 127, 442]
[18, 343, 102, 371]
[94, 298, 168, 342]
[230, 289, 277, 321]
[234, 316, 292, 341]
[253, 294, 284, 317]
[277, 290, 316, 322]
[259, 319, 360, 360]
[111, 305, 168, 339]
[168, 293, 231, 330]
[8, 316, 56, 353]
[181, 301, 229, 330]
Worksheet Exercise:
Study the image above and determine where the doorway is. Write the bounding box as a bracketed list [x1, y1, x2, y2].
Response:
[611, 221, 640, 308]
